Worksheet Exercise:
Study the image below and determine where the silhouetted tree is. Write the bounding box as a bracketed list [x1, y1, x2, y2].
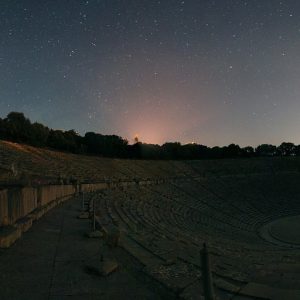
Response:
[223, 144, 241, 158]
[1, 111, 300, 160]
[0, 117, 5, 139]
[209, 146, 223, 159]
[47, 130, 69, 151]
[162, 142, 181, 159]
[4, 112, 32, 143]
[63, 130, 81, 152]
[294, 145, 300, 156]
[180, 144, 209, 159]
[139, 143, 161, 159]
[242, 146, 255, 157]
[277, 142, 295, 156]
[255, 144, 277, 156]
[83, 132, 128, 157]
[128, 142, 142, 158]
[31, 122, 50, 147]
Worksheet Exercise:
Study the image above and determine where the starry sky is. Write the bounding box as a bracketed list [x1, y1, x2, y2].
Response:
[1, 0, 300, 146]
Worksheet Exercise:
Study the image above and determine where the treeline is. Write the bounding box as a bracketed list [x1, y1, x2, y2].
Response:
[0, 112, 299, 160]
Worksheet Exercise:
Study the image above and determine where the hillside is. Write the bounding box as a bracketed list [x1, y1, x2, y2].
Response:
[1, 140, 300, 187]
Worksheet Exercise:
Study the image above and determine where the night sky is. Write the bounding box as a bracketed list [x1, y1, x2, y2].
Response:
[1, 1, 300, 146]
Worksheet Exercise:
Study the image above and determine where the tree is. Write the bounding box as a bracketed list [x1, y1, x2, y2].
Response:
[223, 144, 241, 158]
[0, 117, 5, 139]
[2, 111, 300, 161]
[63, 130, 80, 152]
[162, 142, 181, 159]
[31, 122, 50, 147]
[242, 146, 255, 157]
[180, 144, 209, 159]
[83, 132, 128, 157]
[4, 112, 32, 142]
[294, 145, 300, 156]
[210, 146, 222, 158]
[255, 144, 277, 156]
[47, 130, 68, 150]
[277, 142, 295, 156]
[139, 143, 161, 159]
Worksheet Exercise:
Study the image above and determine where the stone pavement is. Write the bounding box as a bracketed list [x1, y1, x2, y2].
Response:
[0, 196, 173, 300]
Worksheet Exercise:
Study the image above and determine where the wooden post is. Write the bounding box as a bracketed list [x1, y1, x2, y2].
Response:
[201, 243, 215, 300]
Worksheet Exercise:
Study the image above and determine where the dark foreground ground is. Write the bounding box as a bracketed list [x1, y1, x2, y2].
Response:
[0, 196, 174, 300]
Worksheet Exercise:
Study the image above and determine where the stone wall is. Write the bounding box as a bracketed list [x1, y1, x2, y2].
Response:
[0, 178, 175, 248]
[0, 189, 8, 226]
[0, 178, 172, 228]
[0, 185, 77, 227]
[0, 181, 131, 227]
[7, 188, 37, 224]
[37, 185, 76, 207]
